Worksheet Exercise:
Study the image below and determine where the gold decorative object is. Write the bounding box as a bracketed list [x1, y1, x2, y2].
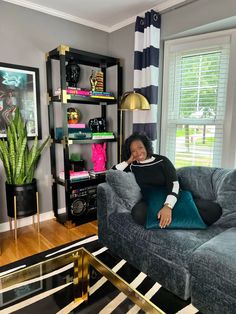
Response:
[89, 70, 98, 92]
[57, 44, 70, 55]
[95, 71, 104, 92]
[120, 91, 150, 110]
[67, 107, 81, 124]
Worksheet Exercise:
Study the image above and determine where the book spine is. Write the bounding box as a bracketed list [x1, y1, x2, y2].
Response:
[92, 132, 113, 135]
[90, 95, 115, 99]
[67, 89, 91, 96]
[68, 124, 86, 128]
[92, 135, 114, 139]
[91, 92, 113, 96]
[70, 177, 89, 182]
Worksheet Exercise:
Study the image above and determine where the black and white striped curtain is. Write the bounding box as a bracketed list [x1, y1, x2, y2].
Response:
[133, 10, 161, 149]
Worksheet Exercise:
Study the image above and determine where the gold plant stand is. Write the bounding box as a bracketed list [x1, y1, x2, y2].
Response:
[8, 191, 40, 240]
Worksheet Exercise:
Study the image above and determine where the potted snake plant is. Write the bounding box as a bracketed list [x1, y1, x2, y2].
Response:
[0, 107, 50, 218]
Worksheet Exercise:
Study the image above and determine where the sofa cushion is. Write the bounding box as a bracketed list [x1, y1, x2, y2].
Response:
[190, 227, 236, 302]
[107, 211, 223, 268]
[143, 187, 207, 229]
[177, 166, 236, 227]
[191, 277, 236, 314]
[213, 168, 236, 227]
[177, 166, 217, 200]
[106, 170, 142, 210]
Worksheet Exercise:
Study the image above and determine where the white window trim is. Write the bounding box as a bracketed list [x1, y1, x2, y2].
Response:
[161, 28, 236, 168]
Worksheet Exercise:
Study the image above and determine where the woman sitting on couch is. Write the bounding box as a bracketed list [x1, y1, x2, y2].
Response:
[113, 132, 222, 228]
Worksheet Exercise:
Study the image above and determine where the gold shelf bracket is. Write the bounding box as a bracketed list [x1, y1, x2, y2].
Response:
[47, 93, 52, 103]
[62, 90, 68, 103]
[57, 44, 70, 55]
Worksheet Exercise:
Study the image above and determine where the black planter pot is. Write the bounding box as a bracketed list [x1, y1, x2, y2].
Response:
[5, 179, 37, 218]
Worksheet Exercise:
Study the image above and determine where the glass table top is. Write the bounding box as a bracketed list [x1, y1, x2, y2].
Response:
[0, 247, 165, 313]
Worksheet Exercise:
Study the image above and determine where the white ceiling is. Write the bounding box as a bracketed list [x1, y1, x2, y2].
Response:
[3, 0, 193, 32]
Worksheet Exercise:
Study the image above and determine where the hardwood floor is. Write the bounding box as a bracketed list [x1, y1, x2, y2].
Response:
[0, 219, 98, 267]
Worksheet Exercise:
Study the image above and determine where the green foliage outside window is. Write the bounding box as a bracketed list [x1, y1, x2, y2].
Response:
[178, 52, 221, 119]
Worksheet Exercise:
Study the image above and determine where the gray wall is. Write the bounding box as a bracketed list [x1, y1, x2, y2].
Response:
[108, 24, 135, 137]
[161, 0, 236, 40]
[0, 1, 110, 223]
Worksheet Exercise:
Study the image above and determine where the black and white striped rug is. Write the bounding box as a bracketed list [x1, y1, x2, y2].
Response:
[0, 235, 200, 314]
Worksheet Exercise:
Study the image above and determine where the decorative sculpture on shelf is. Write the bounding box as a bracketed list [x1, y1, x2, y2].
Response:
[67, 107, 81, 124]
[95, 71, 104, 92]
[89, 70, 98, 92]
[66, 57, 80, 87]
[92, 143, 107, 172]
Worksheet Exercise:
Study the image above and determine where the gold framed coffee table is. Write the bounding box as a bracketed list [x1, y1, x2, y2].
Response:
[0, 247, 165, 313]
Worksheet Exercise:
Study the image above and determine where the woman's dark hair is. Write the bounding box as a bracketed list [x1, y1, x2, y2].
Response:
[122, 132, 153, 161]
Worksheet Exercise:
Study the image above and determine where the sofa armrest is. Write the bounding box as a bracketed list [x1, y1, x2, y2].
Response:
[190, 227, 236, 275]
[190, 228, 236, 300]
[97, 182, 123, 241]
[97, 182, 115, 222]
[190, 228, 236, 313]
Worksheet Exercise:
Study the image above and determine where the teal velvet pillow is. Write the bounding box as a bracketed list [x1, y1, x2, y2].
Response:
[143, 187, 207, 229]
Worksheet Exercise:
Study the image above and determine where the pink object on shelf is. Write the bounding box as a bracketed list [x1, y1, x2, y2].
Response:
[59, 170, 90, 181]
[69, 170, 89, 177]
[66, 88, 91, 96]
[92, 143, 107, 172]
[68, 123, 86, 128]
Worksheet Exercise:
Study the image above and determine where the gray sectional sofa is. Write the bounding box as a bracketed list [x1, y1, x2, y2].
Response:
[97, 166, 236, 314]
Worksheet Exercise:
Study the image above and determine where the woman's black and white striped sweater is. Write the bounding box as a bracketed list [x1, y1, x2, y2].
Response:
[114, 154, 179, 209]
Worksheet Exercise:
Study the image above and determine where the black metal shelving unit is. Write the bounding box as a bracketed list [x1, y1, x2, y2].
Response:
[46, 44, 122, 227]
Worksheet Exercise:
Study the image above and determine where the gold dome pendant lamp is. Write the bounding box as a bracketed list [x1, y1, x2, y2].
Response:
[119, 91, 150, 161]
[120, 91, 150, 111]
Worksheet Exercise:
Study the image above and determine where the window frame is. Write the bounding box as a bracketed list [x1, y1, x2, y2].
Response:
[161, 29, 236, 168]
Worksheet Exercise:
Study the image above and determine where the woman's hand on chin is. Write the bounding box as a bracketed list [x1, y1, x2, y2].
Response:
[126, 155, 135, 164]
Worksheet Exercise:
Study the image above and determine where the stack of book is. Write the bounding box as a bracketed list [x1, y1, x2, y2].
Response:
[95, 71, 104, 92]
[90, 91, 115, 99]
[66, 88, 90, 96]
[55, 127, 92, 140]
[89, 170, 107, 177]
[59, 170, 90, 181]
[66, 88, 115, 99]
[68, 123, 86, 128]
[92, 132, 115, 139]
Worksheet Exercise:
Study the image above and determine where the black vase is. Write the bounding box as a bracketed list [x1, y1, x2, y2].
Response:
[66, 58, 80, 87]
[6, 179, 37, 218]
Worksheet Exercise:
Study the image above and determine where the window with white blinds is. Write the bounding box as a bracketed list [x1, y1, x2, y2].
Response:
[161, 30, 236, 168]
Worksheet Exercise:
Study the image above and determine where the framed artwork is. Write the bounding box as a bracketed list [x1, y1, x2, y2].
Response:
[0, 62, 42, 139]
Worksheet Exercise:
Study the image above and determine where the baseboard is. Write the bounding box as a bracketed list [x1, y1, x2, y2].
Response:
[0, 208, 66, 233]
